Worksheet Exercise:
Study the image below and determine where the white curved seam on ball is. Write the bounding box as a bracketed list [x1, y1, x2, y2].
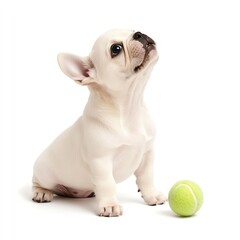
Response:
[170, 184, 198, 213]
[184, 184, 198, 212]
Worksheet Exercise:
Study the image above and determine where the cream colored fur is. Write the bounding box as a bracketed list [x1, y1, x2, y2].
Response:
[32, 29, 166, 216]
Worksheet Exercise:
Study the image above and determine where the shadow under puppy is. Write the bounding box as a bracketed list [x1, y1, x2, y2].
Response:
[32, 29, 166, 217]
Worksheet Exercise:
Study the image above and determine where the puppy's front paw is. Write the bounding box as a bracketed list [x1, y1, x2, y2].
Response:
[140, 189, 167, 206]
[98, 203, 123, 217]
[32, 187, 54, 203]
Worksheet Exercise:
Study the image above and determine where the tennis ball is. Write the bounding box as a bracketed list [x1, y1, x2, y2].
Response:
[168, 180, 203, 217]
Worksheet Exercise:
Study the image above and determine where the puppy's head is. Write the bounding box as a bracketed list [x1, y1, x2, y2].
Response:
[58, 29, 158, 92]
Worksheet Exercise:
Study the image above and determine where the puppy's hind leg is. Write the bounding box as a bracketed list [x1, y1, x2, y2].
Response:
[32, 181, 54, 203]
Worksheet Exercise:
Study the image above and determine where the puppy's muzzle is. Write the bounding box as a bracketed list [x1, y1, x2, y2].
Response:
[133, 31, 156, 52]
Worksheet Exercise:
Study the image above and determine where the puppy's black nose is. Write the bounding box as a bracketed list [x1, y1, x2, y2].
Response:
[133, 31, 144, 40]
[133, 31, 155, 45]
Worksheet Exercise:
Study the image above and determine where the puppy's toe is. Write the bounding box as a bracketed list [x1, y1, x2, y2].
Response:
[32, 187, 53, 203]
[142, 191, 167, 206]
[98, 205, 123, 217]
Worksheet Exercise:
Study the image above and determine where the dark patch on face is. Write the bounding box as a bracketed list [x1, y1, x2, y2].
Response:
[133, 31, 156, 72]
[133, 32, 156, 52]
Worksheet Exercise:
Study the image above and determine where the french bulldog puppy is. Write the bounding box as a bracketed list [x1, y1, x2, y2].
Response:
[32, 29, 166, 216]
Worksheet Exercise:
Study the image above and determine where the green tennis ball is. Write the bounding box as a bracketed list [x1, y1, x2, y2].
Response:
[168, 180, 204, 217]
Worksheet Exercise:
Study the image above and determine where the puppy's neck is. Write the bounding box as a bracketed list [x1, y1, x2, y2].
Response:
[85, 76, 149, 130]
[89, 84, 145, 110]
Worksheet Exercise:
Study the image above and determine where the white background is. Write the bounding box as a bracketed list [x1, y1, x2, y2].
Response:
[1, 0, 240, 239]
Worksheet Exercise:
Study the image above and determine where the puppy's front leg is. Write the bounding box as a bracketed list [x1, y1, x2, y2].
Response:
[90, 157, 122, 217]
[135, 150, 167, 205]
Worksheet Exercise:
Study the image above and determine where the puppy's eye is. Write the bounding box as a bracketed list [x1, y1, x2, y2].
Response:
[110, 44, 123, 58]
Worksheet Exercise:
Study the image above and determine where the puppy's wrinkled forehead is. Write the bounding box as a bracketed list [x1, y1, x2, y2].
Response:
[90, 29, 133, 55]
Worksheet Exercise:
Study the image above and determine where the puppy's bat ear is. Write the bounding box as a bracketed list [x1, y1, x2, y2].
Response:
[57, 53, 95, 85]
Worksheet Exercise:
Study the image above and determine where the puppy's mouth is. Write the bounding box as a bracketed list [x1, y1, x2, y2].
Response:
[133, 32, 156, 72]
[134, 44, 156, 72]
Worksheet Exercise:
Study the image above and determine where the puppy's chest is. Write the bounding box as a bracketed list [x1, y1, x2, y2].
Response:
[114, 114, 155, 159]
[112, 132, 153, 182]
